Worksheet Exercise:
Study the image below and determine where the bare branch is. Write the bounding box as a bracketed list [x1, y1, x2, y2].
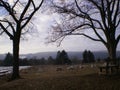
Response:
[31, 0, 36, 10]
[0, 31, 4, 35]
[116, 35, 120, 45]
[12, 0, 19, 10]
[116, 18, 120, 28]
[50, 36, 65, 46]
[113, 0, 119, 25]
[68, 33, 101, 42]
[0, 19, 16, 34]
[0, 0, 18, 22]
[19, 0, 32, 21]
[21, 0, 44, 29]
[0, 22, 13, 40]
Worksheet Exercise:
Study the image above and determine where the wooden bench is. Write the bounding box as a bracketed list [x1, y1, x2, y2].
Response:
[0, 70, 9, 76]
[98, 65, 119, 75]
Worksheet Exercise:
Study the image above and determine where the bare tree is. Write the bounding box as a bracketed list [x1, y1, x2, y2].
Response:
[0, 0, 44, 80]
[49, 0, 120, 64]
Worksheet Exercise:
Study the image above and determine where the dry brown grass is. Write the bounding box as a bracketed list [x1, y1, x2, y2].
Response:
[0, 65, 120, 90]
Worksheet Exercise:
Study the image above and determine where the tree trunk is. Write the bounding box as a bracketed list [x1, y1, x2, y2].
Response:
[11, 38, 20, 80]
[107, 43, 117, 64]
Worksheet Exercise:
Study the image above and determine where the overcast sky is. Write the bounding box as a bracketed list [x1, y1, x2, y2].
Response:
[0, 0, 120, 54]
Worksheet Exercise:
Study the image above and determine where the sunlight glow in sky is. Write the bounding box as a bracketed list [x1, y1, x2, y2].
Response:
[8, 0, 14, 5]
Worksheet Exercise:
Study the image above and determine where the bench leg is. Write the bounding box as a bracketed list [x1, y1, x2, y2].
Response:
[100, 68, 102, 72]
[106, 68, 109, 75]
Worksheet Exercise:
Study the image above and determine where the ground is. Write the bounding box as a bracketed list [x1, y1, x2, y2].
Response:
[0, 64, 120, 90]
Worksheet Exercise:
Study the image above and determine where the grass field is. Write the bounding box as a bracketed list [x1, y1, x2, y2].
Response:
[0, 65, 120, 90]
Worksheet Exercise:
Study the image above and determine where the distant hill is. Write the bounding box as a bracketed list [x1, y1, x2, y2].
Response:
[0, 51, 120, 60]
[21, 52, 57, 59]
[21, 51, 120, 60]
[0, 54, 6, 60]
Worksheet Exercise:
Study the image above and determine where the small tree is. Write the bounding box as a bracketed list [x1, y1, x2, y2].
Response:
[87, 51, 95, 63]
[56, 51, 61, 64]
[82, 50, 95, 63]
[61, 50, 71, 64]
[83, 50, 88, 63]
[0, 0, 44, 80]
[3, 52, 13, 66]
[55, 50, 71, 64]
[39, 57, 46, 65]
[47, 56, 54, 64]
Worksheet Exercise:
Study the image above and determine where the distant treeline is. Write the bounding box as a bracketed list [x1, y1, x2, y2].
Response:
[0, 50, 120, 66]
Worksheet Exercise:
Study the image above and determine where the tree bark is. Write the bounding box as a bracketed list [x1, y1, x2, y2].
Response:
[106, 42, 117, 64]
[11, 36, 20, 80]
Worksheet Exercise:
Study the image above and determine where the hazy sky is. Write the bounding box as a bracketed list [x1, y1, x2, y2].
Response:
[0, 0, 120, 54]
